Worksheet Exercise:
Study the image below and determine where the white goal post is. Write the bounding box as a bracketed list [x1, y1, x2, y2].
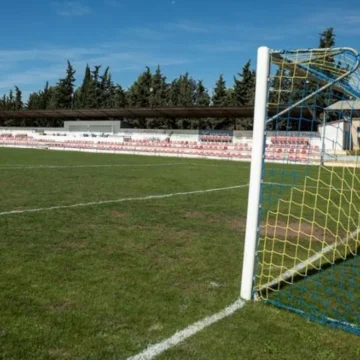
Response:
[240, 45, 360, 335]
[240, 46, 270, 301]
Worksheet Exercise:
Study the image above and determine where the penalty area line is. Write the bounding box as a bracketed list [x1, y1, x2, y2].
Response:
[0, 184, 248, 217]
[126, 298, 245, 360]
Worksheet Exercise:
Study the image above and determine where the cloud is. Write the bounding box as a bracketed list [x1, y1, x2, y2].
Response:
[0, 47, 100, 64]
[119, 27, 168, 41]
[0, 43, 190, 94]
[53, 1, 91, 16]
[192, 42, 246, 53]
[165, 20, 291, 44]
[167, 21, 209, 33]
[304, 8, 360, 35]
[105, 0, 121, 7]
[0, 65, 65, 90]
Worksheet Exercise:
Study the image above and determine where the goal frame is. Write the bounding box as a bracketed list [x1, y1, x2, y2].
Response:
[240, 46, 270, 300]
[240, 45, 360, 301]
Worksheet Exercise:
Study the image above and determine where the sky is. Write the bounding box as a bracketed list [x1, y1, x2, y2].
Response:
[1, 0, 360, 101]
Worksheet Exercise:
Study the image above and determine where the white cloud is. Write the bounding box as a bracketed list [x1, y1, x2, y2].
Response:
[0, 65, 64, 90]
[119, 27, 168, 41]
[167, 21, 209, 33]
[105, 0, 121, 7]
[0, 43, 190, 94]
[192, 42, 246, 53]
[0, 47, 100, 63]
[304, 8, 360, 35]
[53, 1, 91, 16]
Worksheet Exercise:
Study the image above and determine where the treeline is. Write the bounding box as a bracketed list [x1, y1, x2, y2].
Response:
[0, 61, 255, 129]
[0, 28, 335, 130]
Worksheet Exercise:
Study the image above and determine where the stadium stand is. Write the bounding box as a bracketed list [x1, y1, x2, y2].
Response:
[0, 128, 323, 163]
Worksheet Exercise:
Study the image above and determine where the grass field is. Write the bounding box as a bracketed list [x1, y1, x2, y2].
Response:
[1, 147, 360, 360]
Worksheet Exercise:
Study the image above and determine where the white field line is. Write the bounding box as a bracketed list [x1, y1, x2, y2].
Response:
[0, 184, 248, 217]
[126, 298, 245, 360]
[0, 162, 246, 170]
[0, 162, 199, 170]
[1, 180, 355, 217]
[257, 227, 360, 292]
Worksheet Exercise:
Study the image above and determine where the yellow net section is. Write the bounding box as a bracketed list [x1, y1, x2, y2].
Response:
[268, 48, 360, 107]
[256, 164, 360, 296]
[254, 47, 360, 333]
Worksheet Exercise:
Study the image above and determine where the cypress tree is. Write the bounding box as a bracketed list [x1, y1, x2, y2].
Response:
[212, 75, 229, 106]
[54, 60, 76, 109]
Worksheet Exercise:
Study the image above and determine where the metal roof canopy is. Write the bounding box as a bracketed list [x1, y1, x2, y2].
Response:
[0, 106, 313, 120]
[325, 100, 360, 111]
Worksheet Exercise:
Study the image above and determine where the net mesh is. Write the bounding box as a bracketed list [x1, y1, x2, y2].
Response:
[255, 47, 360, 334]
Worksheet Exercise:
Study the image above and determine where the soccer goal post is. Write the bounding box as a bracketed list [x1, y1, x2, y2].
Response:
[241, 46, 360, 335]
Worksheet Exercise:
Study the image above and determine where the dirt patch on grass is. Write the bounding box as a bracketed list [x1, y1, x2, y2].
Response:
[48, 348, 71, 359]
[184, 211, 348, 243]
[261, 220, 343, 243]
[184, 211, 220, 223]
[184, 211, 247, 232]
[227, 218, 247, 232]
[110, 210, 130, 220]
[46, 300, 74, 313]
[49, 237, 90, 252]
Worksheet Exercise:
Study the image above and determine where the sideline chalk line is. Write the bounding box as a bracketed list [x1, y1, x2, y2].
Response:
[0, 184, 248, 217]
[2, 179, 355, 217]
[126, 298, 245, 360]
[0, 162, 242, 170]
[0, 162, 195, 170]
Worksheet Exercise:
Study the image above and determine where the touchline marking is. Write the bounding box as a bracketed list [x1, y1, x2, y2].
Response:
[0, 162, 244, 170]
[0, 162, 197, 170]
[0, 184, 248, 217]
[126, 298, 245, 360]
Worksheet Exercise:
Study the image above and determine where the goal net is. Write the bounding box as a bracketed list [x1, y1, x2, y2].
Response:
[241, 46, 360, 335]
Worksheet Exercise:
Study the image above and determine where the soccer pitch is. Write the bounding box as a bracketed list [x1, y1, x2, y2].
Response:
[0, 148, 359, 360]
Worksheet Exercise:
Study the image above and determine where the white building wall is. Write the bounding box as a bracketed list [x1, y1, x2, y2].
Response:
[318, 121, 345, 152]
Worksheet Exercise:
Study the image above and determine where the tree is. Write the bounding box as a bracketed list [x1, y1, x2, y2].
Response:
[233, 60, 256, 106]
[27, 82, 52, 109]
[8, 89, 14, 110]
[212, 75, 229, 106]
[232, 61, 256, 129]
[27, 92, 41, 109]
[128, 67, 153, 108]
[195, 80, 210, 106]
[78, 64, 92, 108]
[145, 66, 169, 128]
[127, 67, 153, 127]
[100, 66, 118, 108]
[114, 85, 127, 107]
[42, 82, 52, 109]
[150, 66, 167, 107]
[168, 78, 181, 106]
[319, 27, 335, 48]
[72, 87, 82, 109]
[90, 65, 102, 108]
[54, 60, 76, 109]
[176, 73, 197, 128]
[14, 86, 22, 110]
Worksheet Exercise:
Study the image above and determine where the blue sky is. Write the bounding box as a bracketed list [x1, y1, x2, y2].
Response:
[1, 0, 360, 101]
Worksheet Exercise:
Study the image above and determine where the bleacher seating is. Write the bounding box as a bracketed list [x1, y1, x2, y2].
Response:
[0, 130, 321, 163]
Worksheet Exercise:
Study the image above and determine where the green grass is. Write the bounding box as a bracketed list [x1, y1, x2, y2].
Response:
[0, 148, 359, 359]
